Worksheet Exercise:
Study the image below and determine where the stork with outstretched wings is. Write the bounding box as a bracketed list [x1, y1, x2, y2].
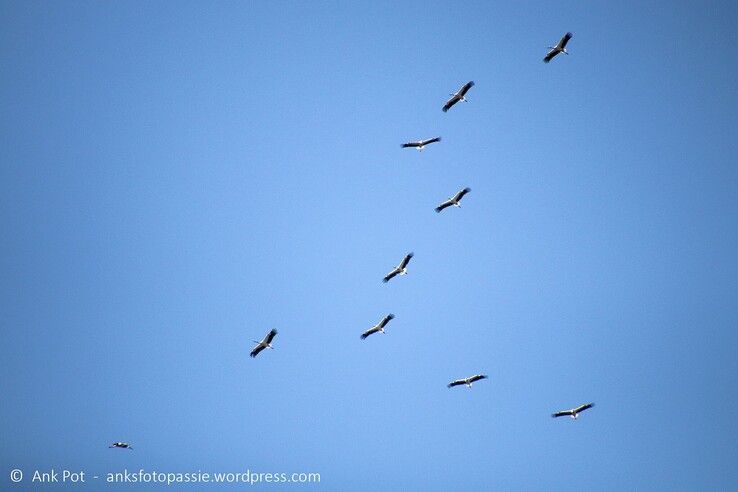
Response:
[443, 81, 475, 112]
[544, 32, 573, 63]
[383, 253, 414, 283]
[360, 314, 395, 340]
[447, 374, 488, 388]
[250, 329, 278, 358]
[401, 137, 441, 151]
[552, 402, 594, 419]
[435, 187, 471, 213]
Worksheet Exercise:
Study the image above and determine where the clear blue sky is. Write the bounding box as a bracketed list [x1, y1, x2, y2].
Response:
[2, 1, 737, 490]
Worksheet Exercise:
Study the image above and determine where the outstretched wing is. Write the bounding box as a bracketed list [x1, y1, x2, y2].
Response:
[558, 32, 573, 50]
[264, 329, 278, 345]
[574, 402, 594, 413]
[250, 344, 265, 358]
[435, 199, 453, 213]
[447, 379, 465, 388]
[401, 141, 420, 148]
[378, 314, 395, 328]
[399, 252, 414, 269]
[421, 137, 441, 146]
[383, 269, 399, 283]
[543, 48, 558, 63]
[469, 374, 488, 383]
[361, 326, 381, 339]
[458, 80, 475, 97]
[453, 187, 471, 202]
[443, 95, 460, 112]
[551, 409, 573, 418]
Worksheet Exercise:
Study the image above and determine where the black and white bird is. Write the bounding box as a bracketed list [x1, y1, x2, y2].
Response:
[551, 402, 594, 419]
[543, 32, 573, 63]
[447, 374, 488, 388]
[250, 328, 278, 358]
[360, 314, 395, 340]
[401, 137, 441, 151]
[435, 187, 471, 213]
[383, 253, 414, 283]
[109, 442, 133, 450]
[442, 81, 475, 112]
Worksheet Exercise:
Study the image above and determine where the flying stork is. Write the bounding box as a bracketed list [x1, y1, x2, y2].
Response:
[551, 402, 594, 419]
[109, 442, 133, 450]
[383, 252, 414, 283]
[447, 374, 488, 388]
[360, 314, 395, 339]
[250, 328, 278, 358]
[401, 137, 441, 151]
[435, 187, 471, 213]
[543, 32, 573, 63]
[442, 81, 475, 112]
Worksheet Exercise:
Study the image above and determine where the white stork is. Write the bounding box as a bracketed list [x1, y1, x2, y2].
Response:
[360, 314, 395, 339]
[401, 137, 441, 151]
[447, 374, 488, 388]
[543, 32, 573, 63]
[442, 81, 475, 112]
[383, 252, 414, 283]
[250, 328, 278, 358]
[109, 442, 133, 450]
[435, 187, 471, 213]
[551, 402, 594, 419]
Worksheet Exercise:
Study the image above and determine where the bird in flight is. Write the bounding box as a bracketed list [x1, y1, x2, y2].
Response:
[447, 374, 488, 388]
[551, 402, 594, 419]
[442, 81, 475, 112]
[435, 187, 471, 213]
[250, 329, 278, 358]
[383, 253, 414, 283]
[543, 32, 573, 63]
[109, 442, 133, 450]
[401, 137, 441, 151]
[360, 314, 396, 340]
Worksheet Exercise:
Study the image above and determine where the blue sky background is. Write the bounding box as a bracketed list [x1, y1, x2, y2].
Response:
[1, 1, 737, 490]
